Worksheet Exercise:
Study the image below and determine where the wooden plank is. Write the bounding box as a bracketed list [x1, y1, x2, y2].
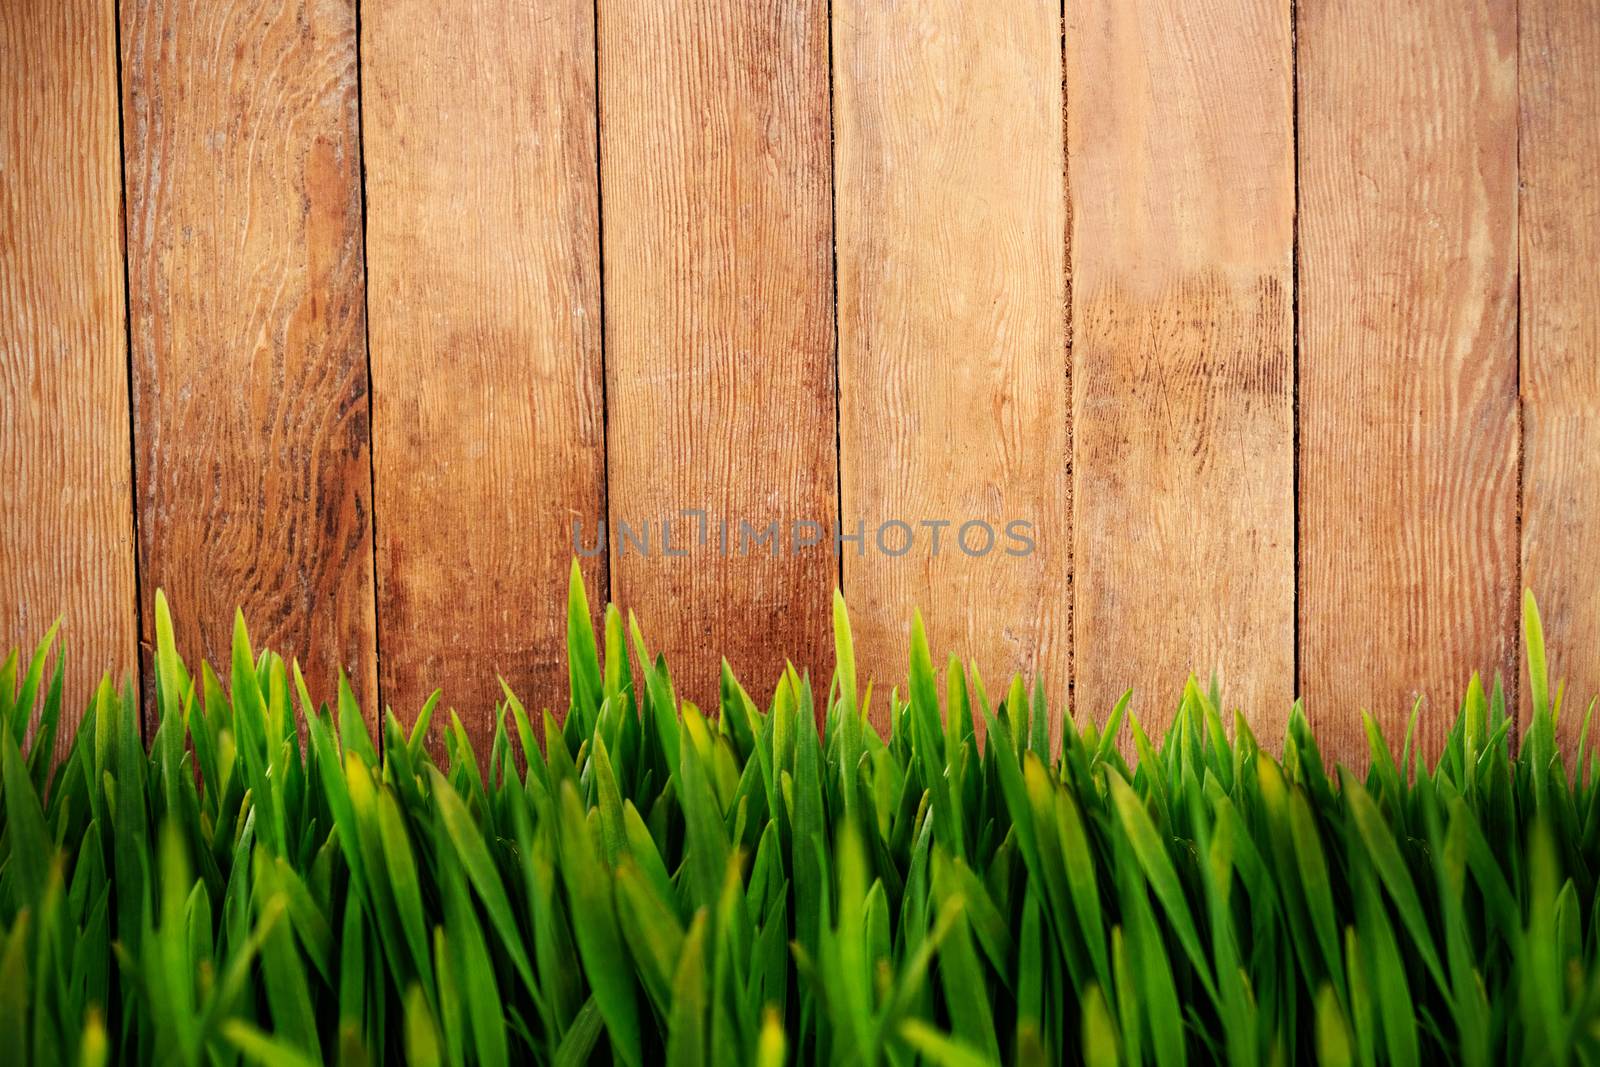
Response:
[0, 0, 139, 754]
[834, 0, 1069, 733]
[598, 0, 837, 704]
[1520, 0, 1600, 746]
[122, 0, 377, 716]
[362, 0, 607, 739]
[1298, 0, 1519, 756]
[1068, 0, 1295, 741]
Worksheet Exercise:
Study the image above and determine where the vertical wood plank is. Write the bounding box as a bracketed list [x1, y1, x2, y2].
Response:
[1, 0, 139, 751]
[598, 0, 837, 702]
[1520, 0, 1600, 744]
[1068, 0, 1295, 738]
[1299, 0, 1519, 755]
[834, 0, 1070, 729]
[363, 0, 606, 737]
[122, 0, 377, 716]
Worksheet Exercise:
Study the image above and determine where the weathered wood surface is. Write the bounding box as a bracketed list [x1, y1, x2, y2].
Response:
[0, 0, 139, 755]
[834, 0, 1070, 734]
[1298, 0, 1520, 755]
[362, 0, 607, 740]
[7, 0, 1593, 770]
[1519, 0, 1600, 746]
[121, 0, 378, 718]
[597, 0, 838, 705]
[1069, 0, 1295, 742]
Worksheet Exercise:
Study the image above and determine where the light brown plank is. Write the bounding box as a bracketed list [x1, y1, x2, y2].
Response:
[363, 0, 606, 739]
[1299, 0, 1519, 756]
[1068, 0, 1295, 741]
[598, 0, 837, 705]
[834, 0, 1069, 733]
[0, 0, 138, 754]
[122, 0, 377, 716]
[1520, 0, 1600, 746]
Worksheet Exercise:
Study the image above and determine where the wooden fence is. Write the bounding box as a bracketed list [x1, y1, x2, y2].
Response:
[3, 0, 1595, 763]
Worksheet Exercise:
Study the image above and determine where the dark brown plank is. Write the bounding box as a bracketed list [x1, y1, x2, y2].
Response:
[362, 0, 607, 738]
[122, 0, 377, 716]
[598, 0, 837, 704]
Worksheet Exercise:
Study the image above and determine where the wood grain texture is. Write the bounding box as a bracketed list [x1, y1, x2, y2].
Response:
[122, 0, 377, 717]
[1068, 0, 1295, 740]
[834, 0, 1069, 733]
[1520, 0, 1600, 745]
[598, 0, 837, 704]
[362, 0, 607, 738]
[0, 0, 139, 753]
[1298, 0, 1519, 754]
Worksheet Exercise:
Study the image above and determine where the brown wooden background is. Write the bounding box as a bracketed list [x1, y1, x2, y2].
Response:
[3, 0, 1596, 763]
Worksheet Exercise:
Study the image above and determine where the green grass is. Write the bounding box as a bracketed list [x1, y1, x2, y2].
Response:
[2, 566, 1600, 1065]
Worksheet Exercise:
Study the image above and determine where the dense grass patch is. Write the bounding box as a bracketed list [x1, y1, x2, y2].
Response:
[2, 567, 1599, 1065]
